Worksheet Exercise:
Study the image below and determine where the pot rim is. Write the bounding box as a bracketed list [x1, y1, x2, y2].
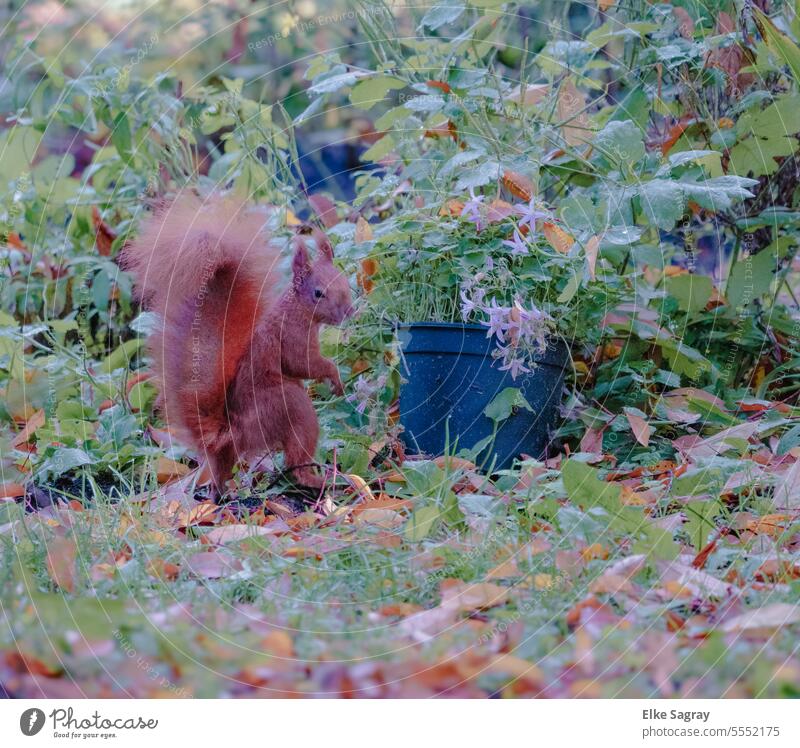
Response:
[396, 321, 570, 364]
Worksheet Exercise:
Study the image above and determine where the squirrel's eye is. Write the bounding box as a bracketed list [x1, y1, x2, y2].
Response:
[314, 288, 325, 299]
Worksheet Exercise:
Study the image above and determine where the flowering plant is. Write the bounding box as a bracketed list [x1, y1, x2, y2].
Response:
[351, 187, 609, 378]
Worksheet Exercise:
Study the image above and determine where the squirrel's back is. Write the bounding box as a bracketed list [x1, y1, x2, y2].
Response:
[122, 192, 282, 452]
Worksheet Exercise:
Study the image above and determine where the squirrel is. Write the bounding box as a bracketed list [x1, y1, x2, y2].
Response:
[121, 191, 354, 495]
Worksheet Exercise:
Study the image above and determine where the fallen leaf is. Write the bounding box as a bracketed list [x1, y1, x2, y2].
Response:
[774, 459, 800, 509]
[203, 524, 285, 544]
[673, 7, 694, 39]
[353, 508, 405, 528]
[556, 78, 592, 147]
[440, 579, 511, 612]
[542, 221, 575, 253]
[355, 216, 373, 242]
[584, 235, 600, 280]
[501, 170, 533, 202]
[92, 206, 117, 256]
[186, 550, 243, 579]
[624, 408, 652, 447]
[508, 83, 549, 106]
[0, 482, 25, 500]
[11, 409, 45, 448]
[177, 502, 218, 529]
[721, 603, 800, 633]
[46, 536, 77, 593]
[155, 456, 190, 484]
[308, 194, 339, 227]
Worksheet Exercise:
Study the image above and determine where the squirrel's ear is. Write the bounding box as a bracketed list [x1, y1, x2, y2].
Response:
[313, 229, 334, 263]
[292, 238, 311, 281]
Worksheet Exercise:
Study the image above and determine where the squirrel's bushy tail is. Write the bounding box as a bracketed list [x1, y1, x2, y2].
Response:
[122, 192, 282, 453]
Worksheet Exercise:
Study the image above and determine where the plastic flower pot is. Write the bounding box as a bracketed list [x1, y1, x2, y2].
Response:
[397, 322, 569, 469]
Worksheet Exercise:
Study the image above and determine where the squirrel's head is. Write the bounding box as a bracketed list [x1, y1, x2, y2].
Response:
[291, 231, 354, 325]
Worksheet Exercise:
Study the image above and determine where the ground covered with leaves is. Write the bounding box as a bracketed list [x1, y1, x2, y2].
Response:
[2, 0, 800, 699]
[2, 395, 800, 698]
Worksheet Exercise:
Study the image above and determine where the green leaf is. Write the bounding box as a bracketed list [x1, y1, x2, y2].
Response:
[100, 338, 143, 374]
[483, 387, 533, 422]
[42, 447, 96, 477]
[738, 95, 800, 139]
[454, 160, 502, 190]
[110, 111, 132, 162]
[778, 424, 800, 455]
[638, 180, 685, 230]
[309, 71, 363, 95]
[633, 526, 680, 560]
[664, 274, 713, 313]
[561, 458, 621, 510]
[726, 238, 791, 309]
[754, 8, 800, 83]
[405, 505, 442, 541]
[728, 134, 796, 177]
[594, 120, 645, 167]
[349, 75, 406, 109]
[421, 1, 466, 30]
[0, 126, 42, 181]
[361, 134, 395, 162]
[685, 499, 721, 553]
[659, 338, 713, 380]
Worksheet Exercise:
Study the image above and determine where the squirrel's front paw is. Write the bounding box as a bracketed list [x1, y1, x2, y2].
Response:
[328, 372, 345, 396]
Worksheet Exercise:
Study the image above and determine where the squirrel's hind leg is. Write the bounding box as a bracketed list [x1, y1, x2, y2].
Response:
[279, 385, 324, 489]
[208, 442, 236, 500]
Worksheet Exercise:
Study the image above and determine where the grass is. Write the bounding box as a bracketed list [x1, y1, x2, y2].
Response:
[2, 437, 800, 698]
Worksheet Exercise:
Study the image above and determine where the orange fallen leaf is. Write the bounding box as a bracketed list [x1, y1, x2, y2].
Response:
[581, 543, 609, 562]
[355, 216, 373, 243]
[5, 650, 62, 677]
[745, 514, 792, 537]
[92, 206, 117, 256]
[125, 371, 151, 396]
[0, 481, 25, 499]
[155, 456, 190, 484]
[440, 579, 511, 612]
[46, 536, 77, 593]
[486, 558, 521, 579]
[542, 221, 574, 253]
[425, 80, 451, 94]
[439, 198, 465, 217]
[11, 408, 45, 448]
[378, 602, 424, 617]
[177, 501, 219, 528]
[261, 630, 294, 658]
[345, 473, 375, 501]
[352, 494, 412, 514]
[146, 558, 180, 581]
[501, 170, 533, 202]
[755, 559, 800, 583]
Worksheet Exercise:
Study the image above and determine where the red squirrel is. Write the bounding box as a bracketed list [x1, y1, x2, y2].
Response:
[122, 192, 353, 495]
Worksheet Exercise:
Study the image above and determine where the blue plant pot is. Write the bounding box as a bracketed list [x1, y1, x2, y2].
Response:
[397, 323, 569, 469]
